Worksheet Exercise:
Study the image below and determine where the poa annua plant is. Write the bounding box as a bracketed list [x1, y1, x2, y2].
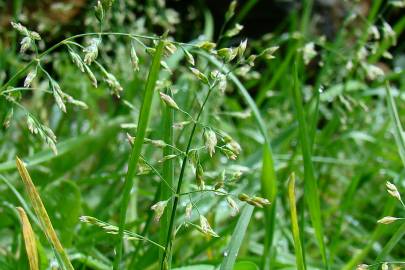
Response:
[1, 1, 274, 269]
[3, 1, 404, 269]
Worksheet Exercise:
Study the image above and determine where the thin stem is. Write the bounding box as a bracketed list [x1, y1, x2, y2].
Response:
[160, 83, 216, 269]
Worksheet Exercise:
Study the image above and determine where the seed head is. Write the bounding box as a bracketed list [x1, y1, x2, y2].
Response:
[386, 181, 402, 202]
[226, 196, 239, 216]
[83, 38, 101, 65]
[185, 202, 192, 219]
[164, 42, 177, 55]
[197, 41, 216, 52]
[183, 48, 195, 66]
[151, 200, 168, 222]
[69, 50, 85, 72]
[199, 215, 219, 237]
[204, 129, 217, 157]
[24, 68, 37, 88]
[20, 37, 32, 53]
[362, 63, 384, 81]
[217, 48, 237, 62]
[383, 22, 396, 45]
[160, 92, 179, 110]
[160, 60, 173, 74]
[104, 73, 123, 97]
[302, 42, 316, 64]
[84, 64, 98, 87]
[189, 67, 209, 84]
[225, 0, 237, 21]
[196, 163, 205, 190]
[377, 216, 400, 225]
[130, 45, 140, 72]
[95, 1, 105, 22]
[238, 39, 248, 58]
[158, 154, 177, 163]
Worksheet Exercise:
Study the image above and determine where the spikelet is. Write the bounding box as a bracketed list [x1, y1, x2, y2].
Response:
[377, 216, 400, 224]
[386, 181, 402, 202]
[159, 92, 179, 110]
[151, 200, 169, 222]
[199, 215, 219, 237]
[189, 67, 209, 84]
[24, 67, 37, 88]
[204, 129, 217, 157]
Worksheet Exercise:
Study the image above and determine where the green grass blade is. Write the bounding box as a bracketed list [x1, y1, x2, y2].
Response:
[373, 222, 405, 268]
[292, 63, 328, 268]
[16, 157, 74, 270]
[113, 33, 166, 270]
[287, 173, 306, 270]
[261, 145, 277, 269]
[385, 82, 405, 168]
[219, 205, 254, 270]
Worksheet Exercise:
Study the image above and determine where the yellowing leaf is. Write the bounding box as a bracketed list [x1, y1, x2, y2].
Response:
[17, 207, 39, 270]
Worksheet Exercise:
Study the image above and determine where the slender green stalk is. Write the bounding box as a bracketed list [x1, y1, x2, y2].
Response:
[202, 52, 278, 269]
[288, 173, 306, 270]
[292, 63, 328, 268]
[159, 89, 174, 267]
[160, 83, 215, 270]
[113, 33, 166, 270]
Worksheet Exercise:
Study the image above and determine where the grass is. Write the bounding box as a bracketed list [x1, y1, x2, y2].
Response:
[113, 32, 166, 270]
[1, 1, 405, 270]
[287, 173, 305, 270]
[292, 63, 328, 268]
[16, 157, 74, 270]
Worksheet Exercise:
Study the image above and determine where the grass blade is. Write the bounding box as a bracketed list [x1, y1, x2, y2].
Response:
[16, 157, 74, 270]
[385, 82, 405, 168]
[261, 145, 277, 269]
[17, 207, 39, 270]
[114, 33, 167, 270]
[373, 222, 405, 268]
[219, 205, 254, 270]
[287, 173, 306, 270]
[291, 63, 328, 268]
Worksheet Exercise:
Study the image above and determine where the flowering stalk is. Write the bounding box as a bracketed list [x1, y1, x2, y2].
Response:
[160, 79, 218, 269]
[113, 32, 166, 270]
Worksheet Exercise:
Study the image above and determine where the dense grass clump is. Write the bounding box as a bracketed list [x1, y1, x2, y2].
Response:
[1, 0, 405, 269]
